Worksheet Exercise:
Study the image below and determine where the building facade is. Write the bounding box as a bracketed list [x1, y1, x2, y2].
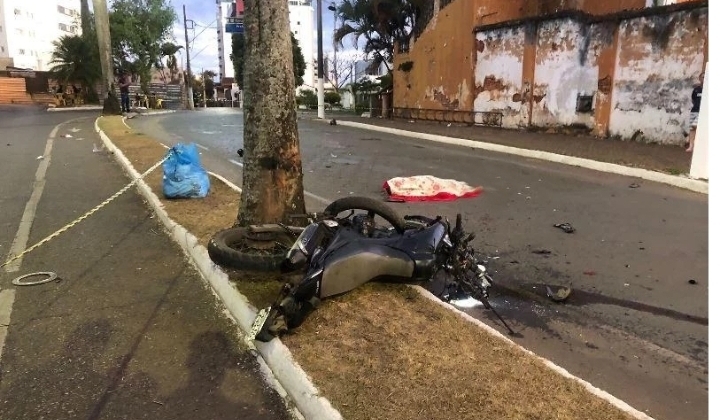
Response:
[392, 0, 707, 145]
[288, 0, 316, 90]
[0, 0, 81, 71]
[218, 0, 316, 91]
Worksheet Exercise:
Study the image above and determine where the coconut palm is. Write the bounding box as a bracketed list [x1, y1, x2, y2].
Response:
[333, 0, 429, 69]
[49, 34, 102, 101]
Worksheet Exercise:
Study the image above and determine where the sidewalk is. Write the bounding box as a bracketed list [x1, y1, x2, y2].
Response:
[315, 112, 692, 175]
[0, 116, 291, 420]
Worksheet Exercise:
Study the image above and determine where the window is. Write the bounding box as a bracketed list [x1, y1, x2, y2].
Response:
[19, 49, 25, 55]
[15, 28, 23, 35]
[59, 23, 71, 32]
[1, 46, 4, 52]
[14, 9, 21, 16]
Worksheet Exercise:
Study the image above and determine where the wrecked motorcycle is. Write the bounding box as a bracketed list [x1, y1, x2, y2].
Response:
[251, 196, 514, 342]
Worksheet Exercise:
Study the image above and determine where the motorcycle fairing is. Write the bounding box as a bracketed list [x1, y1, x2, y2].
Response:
[314, 222, 449, 298]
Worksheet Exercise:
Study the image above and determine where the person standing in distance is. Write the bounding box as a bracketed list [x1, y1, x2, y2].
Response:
[118, 73, 131, 113]
[686, 71, 704, 153]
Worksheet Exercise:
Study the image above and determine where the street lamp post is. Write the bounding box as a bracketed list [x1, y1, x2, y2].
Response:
[316, 0, 324, 119]
[328, 2, 338, 89]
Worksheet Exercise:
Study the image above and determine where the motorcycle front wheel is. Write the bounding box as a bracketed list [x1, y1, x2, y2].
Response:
[323, 196, 407, 233]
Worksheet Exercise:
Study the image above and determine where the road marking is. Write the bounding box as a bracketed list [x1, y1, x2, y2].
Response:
[304, 191, 331, 205]
[4, 124, 60, 272]
[229, 159, 244, 168]
[0, 289, 16, 360]
[196, 143, 209, 151]
[121, 117, 131, 130]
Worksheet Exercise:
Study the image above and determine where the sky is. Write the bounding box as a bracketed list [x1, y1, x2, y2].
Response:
[166, 0, 362, 79]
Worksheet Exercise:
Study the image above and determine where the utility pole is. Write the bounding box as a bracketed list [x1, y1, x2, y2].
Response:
[92, 0, 119, 114]
[183, 5, 195, 110]
[202, 68, 207, 108]
[316, 0, 324, 119]
[330, 2, 337, 89]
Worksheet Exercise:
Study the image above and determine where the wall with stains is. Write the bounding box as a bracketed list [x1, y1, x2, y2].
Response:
[609, 9, 707, 143]
[393, 0, 476, 111]
[473, 27, 525, 126]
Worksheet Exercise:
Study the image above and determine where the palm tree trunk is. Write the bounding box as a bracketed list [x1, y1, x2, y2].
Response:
[236, 0, 306, 226]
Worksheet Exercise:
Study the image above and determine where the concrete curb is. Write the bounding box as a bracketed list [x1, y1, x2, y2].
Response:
[94, 117, 343, 420]
[47, 105, 103, 112]
[332, 119, 709, 195]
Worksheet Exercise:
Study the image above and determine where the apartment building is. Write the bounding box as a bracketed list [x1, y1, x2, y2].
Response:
[217, 0, 316, 90]
[0, 0, 81, 71]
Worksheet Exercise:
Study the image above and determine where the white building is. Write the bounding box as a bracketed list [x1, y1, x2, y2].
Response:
[0, 0, 81, 71]
[288, 0, 315, 91]
[217, 0, 316, 92]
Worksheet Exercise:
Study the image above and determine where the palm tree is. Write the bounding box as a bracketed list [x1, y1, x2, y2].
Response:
[155, 42, 183, 85]
[49, 35, 101, 102]
[333, 0, 428, 69]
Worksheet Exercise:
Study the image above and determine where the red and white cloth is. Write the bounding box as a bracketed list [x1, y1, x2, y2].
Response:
[382, 175, 483, 202]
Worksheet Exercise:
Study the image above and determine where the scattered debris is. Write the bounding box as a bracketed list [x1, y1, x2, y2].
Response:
[6, 143, 10, 146]
[63, 134, 73, 138]
[624, 283, 630, 287]
[629, 183, 640, 188]
[330, 153, 337, 158]
[237, 148, 244, 157]
[532, 249, 552, 255]
[583, 270, 596, 276]
[36, 155, 43, 160]
[639, 247, 646, 250]
[546, 285, 572, 303]
[688, 279, 697, 285]
[12, 271, 60, 286]
[325, 164, 332, 168]
[92, 143, 105, 153]
[509, 260, 519, 264]
[447, 123, 451, 127]
[69, 127, 81, 133]
[553, 222, 575, 233]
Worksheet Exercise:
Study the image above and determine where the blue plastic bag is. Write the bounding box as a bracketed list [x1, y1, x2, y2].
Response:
[162, 143, 211, 198]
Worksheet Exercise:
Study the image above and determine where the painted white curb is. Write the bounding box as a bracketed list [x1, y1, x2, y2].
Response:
[411, 286, 656, 420]
[47, 105, 103, 112]
[333, 119, 708, 195]
[94, 117, 343, 420]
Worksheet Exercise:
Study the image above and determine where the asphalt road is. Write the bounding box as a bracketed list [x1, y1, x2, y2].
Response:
[131, 108, 708, 420]
[0, 107, 291, 420]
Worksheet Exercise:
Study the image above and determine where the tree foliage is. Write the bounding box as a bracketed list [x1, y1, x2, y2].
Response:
[231, 31, 306, 89]
[333, 0, 427, 68]
[49, 5, 102, 104]
[290, 32, 306, 87]
[108, 0, 176, 92]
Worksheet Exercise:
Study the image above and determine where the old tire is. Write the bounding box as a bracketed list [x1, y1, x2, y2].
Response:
[323, 196, 407, 233]
[207, 227, 294, 272]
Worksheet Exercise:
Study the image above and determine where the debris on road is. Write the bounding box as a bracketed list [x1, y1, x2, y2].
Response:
[629, 182, 640, 188]
[583, 270, 596, 276]
[36, 155, 43, 160]
[63, 134, 73, 138]
[237, 148, 244, 157]
[532, 249, 552, 255]
[688, 279, 698, 285]
[553, 222, 576, 233]
[546, 285, 572, 303]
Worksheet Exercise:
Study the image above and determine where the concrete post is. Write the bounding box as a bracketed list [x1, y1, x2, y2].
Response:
[690, 64, 709, 180]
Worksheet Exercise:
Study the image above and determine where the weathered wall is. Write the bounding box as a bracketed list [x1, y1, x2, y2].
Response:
[532, 19, 599, 128]
[609, 9, 707, 143]
[393, 0, 475, 111]
[473, 27, 525, 126]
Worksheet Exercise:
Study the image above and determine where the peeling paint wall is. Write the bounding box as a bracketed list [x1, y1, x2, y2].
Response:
[609, 9, 707, 144]
[532, 19, 599, 128]
[394, 0, 476, 111]
[473, 27, 525, 126]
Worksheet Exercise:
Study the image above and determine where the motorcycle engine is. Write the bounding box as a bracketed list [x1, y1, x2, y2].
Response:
[351, 214, 376, 237]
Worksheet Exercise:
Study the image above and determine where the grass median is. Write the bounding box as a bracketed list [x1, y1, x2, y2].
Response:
[99, 115, 641, 420]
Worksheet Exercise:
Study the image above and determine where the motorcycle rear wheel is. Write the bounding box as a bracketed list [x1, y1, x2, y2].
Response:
[208, 227, 295, 271]
[323, 196, 407, 233]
